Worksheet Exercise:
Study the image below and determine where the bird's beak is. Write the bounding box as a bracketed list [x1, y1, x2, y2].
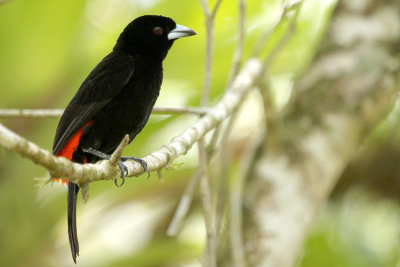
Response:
[168, 24, 197, 40]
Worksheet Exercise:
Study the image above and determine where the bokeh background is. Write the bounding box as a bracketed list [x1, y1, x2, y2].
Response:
[1, 0, 399, 266]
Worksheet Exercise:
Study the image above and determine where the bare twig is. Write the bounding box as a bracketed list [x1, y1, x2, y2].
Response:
[199, 13, 214, 267]
[255, 0, 301, 133]
[200, 0, 211, 17]
[201, 29, 213, 105]
[198, 140, 216, 267]
[194, 1, 226, 265]
[208, 0, 246, 156]
[227, 0, 246, 87]
[229, 172, 246, 267]
[109, 135, 129, 166]
[200, 0, 212, 106]
[0, 106, 211, 118]
[198, 1, 226, 265]
[215, 81, 250, 266]
[153, 106, 210, 116]
[199, 0, 223, 106]
[262, 1, 301, 71]
[0, 59, 262, 185]
[0, 109, 64, 118]
[206, 123, 222, 156]
[229, 134, 258, 267]
[200, 0, 223, 18]
[211, 0, 223, 18]
[209, 0, 245, 158]
[215, 108, 239, 232]
[257, 0, 300, 134]
[167, 171, 202, 236]
[255, 2, 301, 143]
[252, 0, 301, 57]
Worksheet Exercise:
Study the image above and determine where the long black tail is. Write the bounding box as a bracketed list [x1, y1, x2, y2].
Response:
[68, 182, 80, 263]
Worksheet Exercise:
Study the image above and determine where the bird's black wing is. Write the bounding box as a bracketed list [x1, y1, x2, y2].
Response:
[53, 53, 135, 155]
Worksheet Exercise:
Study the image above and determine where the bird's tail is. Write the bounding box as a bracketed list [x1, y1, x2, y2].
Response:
[68, 182, 80, 263]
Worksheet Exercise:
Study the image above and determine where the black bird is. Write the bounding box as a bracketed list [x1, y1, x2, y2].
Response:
[52, 15, 196, 263]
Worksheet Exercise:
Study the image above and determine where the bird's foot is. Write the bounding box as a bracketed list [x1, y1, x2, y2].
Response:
[115, 162, 128, 187]
[121, 156, 150, 178]
[82, 146, 127, 186]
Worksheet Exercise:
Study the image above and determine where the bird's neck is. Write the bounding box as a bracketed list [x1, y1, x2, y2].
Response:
[113, 42, 170, 63]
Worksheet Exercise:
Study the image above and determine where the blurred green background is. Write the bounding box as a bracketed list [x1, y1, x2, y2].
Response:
[1, 0, 399, 266]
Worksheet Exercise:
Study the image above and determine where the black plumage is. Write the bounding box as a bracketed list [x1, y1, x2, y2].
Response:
[52, 15, 195, 263]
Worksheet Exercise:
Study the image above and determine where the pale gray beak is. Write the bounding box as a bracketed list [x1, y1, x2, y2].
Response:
[168, 24, 196, 40]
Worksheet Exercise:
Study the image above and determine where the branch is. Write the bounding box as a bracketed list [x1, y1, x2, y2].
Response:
[199, 0, 223, 106]
[208, 0, 246, 157]
[198, 139, 216, 267]
[0, 109, 64, 118]
[198, 1, 224, 265]
[0, 59, 262, 185]
[226, 0, 246, 87]
[0, 106, 210, 118]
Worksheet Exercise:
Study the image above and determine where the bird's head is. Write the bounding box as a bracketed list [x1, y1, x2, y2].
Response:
[114, 15, 196, 61]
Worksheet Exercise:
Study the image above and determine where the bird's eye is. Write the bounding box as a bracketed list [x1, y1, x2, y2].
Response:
[153, 26, 163, 35]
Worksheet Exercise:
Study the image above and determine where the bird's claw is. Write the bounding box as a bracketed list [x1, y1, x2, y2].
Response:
[121, 156, 150, 178]
[115, 162, 127, 187]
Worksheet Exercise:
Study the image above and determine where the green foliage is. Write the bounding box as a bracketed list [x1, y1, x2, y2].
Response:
[300, 190, 400, 267]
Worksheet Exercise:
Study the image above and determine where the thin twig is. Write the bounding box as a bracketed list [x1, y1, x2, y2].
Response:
[154, 106, 210, 116]
[199, 0, 224, 106]
[198, 140, 216, 267]
[252, 0, 301, 57]
[0, 109, 64, 118]
[167, 171, 202, 236]
[211, 0, 224, 18]
[0, 106, 211, 119]
[258, 0, 302, 122]
[109, 135, 130, 166]
[167, 121, 220, 237]
[262, 3, 301, 72]
[207, 123, 223, 156]
[215, 78, 251, 265]
[208, 0, 245, 157]
[227, 0, 246, 87]
[215, 109, 239, 235]
[197, 1, 224, 266]
[200, 0, 211, 16]
[201, 18, 213, 106]
[256, 0, 301, 126]
[230, 136, 257, 267]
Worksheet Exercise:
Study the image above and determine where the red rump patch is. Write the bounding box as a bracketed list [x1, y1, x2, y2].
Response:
[55, 121, 93, 186]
